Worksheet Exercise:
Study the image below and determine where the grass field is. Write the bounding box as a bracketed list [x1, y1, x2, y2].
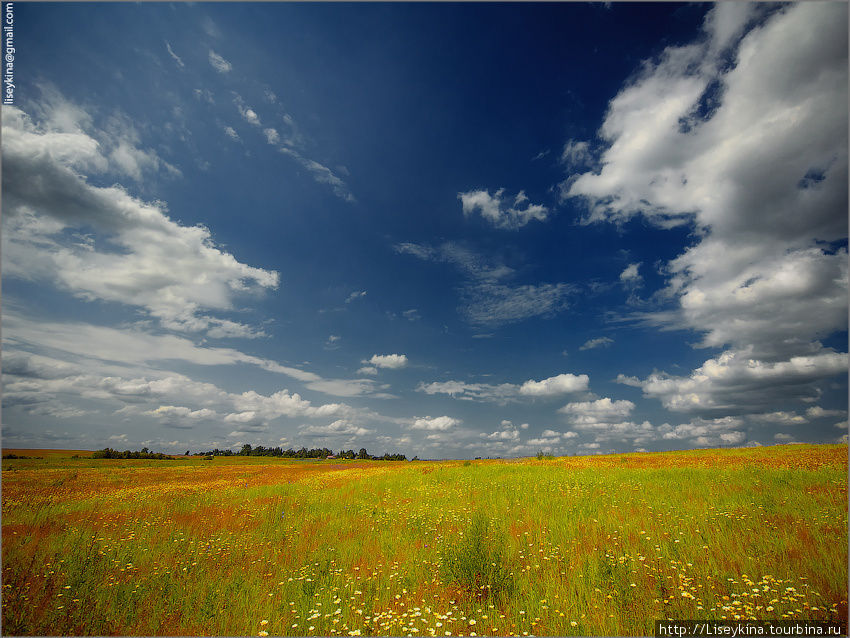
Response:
[2, 444, 847, 636]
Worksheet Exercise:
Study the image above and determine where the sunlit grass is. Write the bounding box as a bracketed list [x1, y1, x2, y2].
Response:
[2, 444, 846, 635]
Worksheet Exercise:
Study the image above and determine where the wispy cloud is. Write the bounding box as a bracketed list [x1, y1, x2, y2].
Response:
[165, 42, 184, 69]
[202, 16, 222, 39]
[560, 139, 592, 169]
[461, 282, 573, 327]
[394, 241, 574, 328]
[459, 188, 549, 230]
[194, 88, 214, 104]
[208, 50, 232, 73]
[416, 380, 519, 404]
[225, 92, 354, 202]
[417, 372, 588, 404]
[580, 337, 614, 351]
[278, 147, 355, 203]
[233, 95, 261, 126]
[394, 241, 514, 281]
[346, 290, 367, 304]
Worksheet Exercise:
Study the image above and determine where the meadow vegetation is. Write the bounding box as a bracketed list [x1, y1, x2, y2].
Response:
[2, 444, 846, 636]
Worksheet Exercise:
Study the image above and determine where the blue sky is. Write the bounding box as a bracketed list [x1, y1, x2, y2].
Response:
[2, 2, 847, 458]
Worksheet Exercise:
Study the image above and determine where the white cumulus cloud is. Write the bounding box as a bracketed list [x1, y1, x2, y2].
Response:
[367, 354, 408, 369]
[618, 348, 848, 415]
[411, 416, 461, 431]
[518, 373, 590, 397]
[620, 263, 642, 287]
[559, 398, 636, 424]
[564, 3, 848, 419]
[2, 95, 279, 339]
[300, 419, 374, 437]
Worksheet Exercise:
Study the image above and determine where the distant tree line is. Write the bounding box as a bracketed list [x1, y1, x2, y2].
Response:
[197, 444, 406, 461]
[92, 447, 174, 460]
[89, 444, 408, 461]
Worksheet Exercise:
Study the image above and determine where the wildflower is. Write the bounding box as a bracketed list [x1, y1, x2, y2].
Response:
[259, 632, 269, 637]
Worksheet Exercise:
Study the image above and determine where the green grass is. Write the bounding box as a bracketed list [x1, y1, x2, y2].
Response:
[1, 445, 847, 635]
[440, 512, 514, 603]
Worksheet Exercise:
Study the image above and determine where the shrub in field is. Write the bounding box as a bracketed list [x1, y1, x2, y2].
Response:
[440, 512, 513, 602]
